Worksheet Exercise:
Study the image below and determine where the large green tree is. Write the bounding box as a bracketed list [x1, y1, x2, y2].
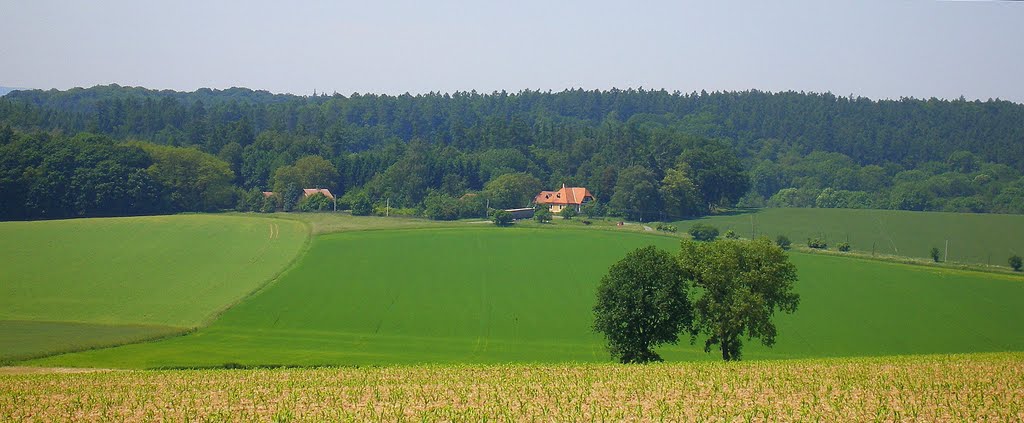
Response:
[609, 165, 660, 221]
[659, 164, 703, 219]
[483, 172, 543, 209]
[365, 142, 432, 207]
[272, 155, 339, 194]
[593, 246, 692, 363]
[678, 238, 800, 361]
[678, 141, 750, 210]
[134, 142, 235, 212]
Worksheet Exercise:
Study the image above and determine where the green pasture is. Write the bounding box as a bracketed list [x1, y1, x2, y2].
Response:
[0, 215, 307, 361]
[32, 227, 1024, 368]
[673, 208, 1024, 265]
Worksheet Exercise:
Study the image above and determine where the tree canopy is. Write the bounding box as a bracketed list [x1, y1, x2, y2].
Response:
[483, 172, 543, 210]
[3, 86, 1024, 220]
[134, 143, 235, 212]
[593, 246, 692, 363]
[678, 238, 800, 361]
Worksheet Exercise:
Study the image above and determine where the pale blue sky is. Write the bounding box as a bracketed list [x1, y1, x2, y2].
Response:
[1, 0, 1022, 102]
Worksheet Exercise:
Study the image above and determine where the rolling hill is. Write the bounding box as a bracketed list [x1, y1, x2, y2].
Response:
[673, 208, 1024, 266]
[28, 225, 1024, 368]
[0, 215, 307, 361]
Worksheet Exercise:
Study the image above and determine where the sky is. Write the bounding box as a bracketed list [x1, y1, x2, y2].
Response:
[1, 0, 1022, 102]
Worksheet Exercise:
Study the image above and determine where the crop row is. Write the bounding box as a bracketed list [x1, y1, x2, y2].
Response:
[2, 352, 1021, 421]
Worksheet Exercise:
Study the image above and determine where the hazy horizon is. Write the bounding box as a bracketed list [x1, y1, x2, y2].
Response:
[2, 0, 1022, 102]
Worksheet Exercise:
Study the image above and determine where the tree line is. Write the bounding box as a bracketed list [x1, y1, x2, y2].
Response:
[1, 85, 1023, 220]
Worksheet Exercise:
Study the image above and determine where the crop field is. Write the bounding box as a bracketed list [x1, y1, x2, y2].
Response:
[29, 227, 1024, 368]
[0, 215, 307, 361]
[672, 208, 1024, 265]
[3, 352, 1022, 421]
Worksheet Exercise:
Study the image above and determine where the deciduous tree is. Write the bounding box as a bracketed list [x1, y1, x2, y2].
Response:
[679, 238, 800, 361]
[593, 246, 692, 363]
[483, 172, 543, 209]
[1010, 255, 1022, 272]
[609, 165, 659, 221]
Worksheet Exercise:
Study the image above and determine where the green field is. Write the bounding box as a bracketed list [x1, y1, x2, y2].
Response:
[30, 227, 1024, 368]
[673, 208, 1024, 265]
[0, 215, 307, 361]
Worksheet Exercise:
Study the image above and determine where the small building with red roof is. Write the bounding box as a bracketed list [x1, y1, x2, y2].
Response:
[302, 188, 335, 200]
[534, 184, 595, 214]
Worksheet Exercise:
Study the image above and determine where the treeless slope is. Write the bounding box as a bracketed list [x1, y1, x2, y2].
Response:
[0, 214, 307, 361]
[674, 208, 1024, 266]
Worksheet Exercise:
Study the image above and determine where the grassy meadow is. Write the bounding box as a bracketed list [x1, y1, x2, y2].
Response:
[30, 226, 1024, 368]
[672, 208, 1024, 266]
[0, 215, 307, 361]
[3, 352, 1021, 421]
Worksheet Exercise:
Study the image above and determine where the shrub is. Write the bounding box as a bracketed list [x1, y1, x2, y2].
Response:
[582, 220, 592, 225]
[260, 194, 281, 213]
[534, 206, 552, 223]
[724, 229, 739, 239]
[298, 193, 333, 212]
[560, 206, 578, 220]
[581, 201, 606, 218]
[1010, 255, 1022, 272]
[688, 223, 719, 242]
[837, 242, 851, 252]
[373, 206, 416, 217]
[930, 247, 941, 262]
[350, 192, 373, 216]
[775, 235, 791, 250]
[491, 209, 513, 226]
[423, 191, 461, 220]
[457, 194, 487, 219]
[655, 223, 677, 233]
[807, 238, 828, 249]
[238, 188, 263, 212]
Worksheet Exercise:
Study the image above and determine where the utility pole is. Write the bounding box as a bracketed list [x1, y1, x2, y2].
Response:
[486, 199, 489, 218]
[386, 197, 390, 217]
[751, 214, 755, 239]
[945, 240, 949, 263]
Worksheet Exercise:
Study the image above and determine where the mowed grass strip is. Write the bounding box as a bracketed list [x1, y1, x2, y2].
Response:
[4, 353, 1023, 421]
[0, 214, 307, 360]
[673, 208, 1024, 265]
[31, 228, 1024, 368]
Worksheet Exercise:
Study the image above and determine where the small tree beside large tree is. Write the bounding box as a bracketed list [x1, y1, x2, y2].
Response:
[678, 238, 800, 361]
[594, 237, 800, 363]
[593, 246, 692, 363]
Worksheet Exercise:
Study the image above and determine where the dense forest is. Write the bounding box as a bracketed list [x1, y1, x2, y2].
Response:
[1, 85, 1023, 221]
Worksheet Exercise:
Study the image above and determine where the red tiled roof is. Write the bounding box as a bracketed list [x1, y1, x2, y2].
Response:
[534, 186, 594, 205]
[303, 188, 335, 200]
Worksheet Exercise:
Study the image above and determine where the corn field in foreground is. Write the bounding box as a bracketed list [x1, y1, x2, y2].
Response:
[1, 353, 1022, 422]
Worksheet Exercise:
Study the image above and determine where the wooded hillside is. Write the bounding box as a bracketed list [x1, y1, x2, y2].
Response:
[1, 86, 1022, 220]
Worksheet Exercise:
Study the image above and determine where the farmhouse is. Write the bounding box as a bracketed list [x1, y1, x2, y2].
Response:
[264, 189, 335, 200]
[534, 185, 594, 213]
[302, 188, 335, 200]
